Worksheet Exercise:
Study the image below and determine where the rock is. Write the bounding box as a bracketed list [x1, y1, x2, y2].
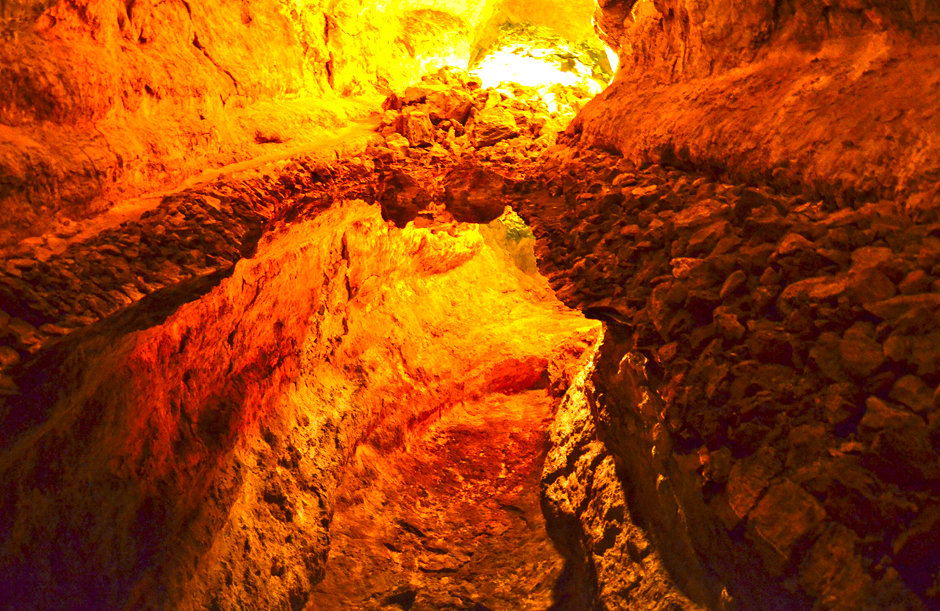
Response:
[810, 332, 846, 382]
[839, 324, 884, 378]
[725, 447, 780, 527]
[775, 232, 815, 256]
[892, 506, 940, 581]
[0, 374, 17, 395]
[800, 523, 871, 610]
[845, 267, 897, 304]
[850, 246, 895, 271]
[378, 169, 432, 227]
[427, 89, 474, 124]
[863, 293, 940, 323]
[442, 161, 507, 224]
[778, 275, 849, 315]
[402, 111, 435, 147]
[719, 269, 746, 299]
[897, 270, 931, 294]
[821, 382, 861, 425]
[889, 375, 933, 413]
[0, 346, 19, 368]
[746, 479, 827, 575]
[860, 397, 936, 484]
[714, 305, 745, 341]
[471, 107, 518, 148]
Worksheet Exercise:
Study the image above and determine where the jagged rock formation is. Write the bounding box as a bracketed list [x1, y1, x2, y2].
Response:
[580, 0, 940, 207]
[518, 146, 940, 610]
[0, 189, 594, 609]
[2, 0, 940, 607]
[0, 0, 601, 246]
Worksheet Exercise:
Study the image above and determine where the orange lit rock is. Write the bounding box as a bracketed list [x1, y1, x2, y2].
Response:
[580, 0, 940, 208]
[0, 198, 597, 610]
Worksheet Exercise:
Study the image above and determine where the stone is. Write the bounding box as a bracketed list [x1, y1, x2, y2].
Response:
[402, 111, 435, 147]
[838, 325, 884, 378]
[0, 347, 19, 368]
[726, 447, 780, 526]
[714, 305, 745, 341]
[775, 232, 815, 256]
[860, 397, 936, 484]
[747, 479, 827, 575]
[0, 374, 17, 395]
[799, 523, 871, 610]
[898, 270, 931, 294]
[889, 375, 933, 413]
[385, 133, 411, 155]
[377, 169, 432, 227]
[863, 293, 940, 323]
[718, 269, 747, 299]
[442, 161, 507, 224]
[845, 267, 897, 304]
[470, 107, 518, 148]
[909, 331, 940, 376]
[778, 275, 849, 315]
[821, 382, 861, 425]
[427, 89, 474, 124]
[810, 332, 846, 382]
[892, 506, 940, 578]
[850, 246, 894, 271]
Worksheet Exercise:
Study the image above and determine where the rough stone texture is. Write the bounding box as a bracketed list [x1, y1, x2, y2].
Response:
[575, 0, 940, 210]
[444, 159, 508, 223]
[0, 180, 595, 611]
[541, 341, 705, 611]
[515, 144, 940, 611]
[0, 0, 602, 246]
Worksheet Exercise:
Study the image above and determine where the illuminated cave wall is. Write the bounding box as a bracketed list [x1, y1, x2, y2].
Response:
[580, 0, 940, 206]
[0, 0, 599, 246]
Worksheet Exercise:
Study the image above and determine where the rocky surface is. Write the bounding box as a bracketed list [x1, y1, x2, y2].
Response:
[515, 145, 940, 610]
[542, 341, 705, 611]
[578, 0, 940, 211]
[3, 63, 939, 611]
[311, 386, 586, 611]
[0, 73, 606, 611]
[0, 0, 603, 247]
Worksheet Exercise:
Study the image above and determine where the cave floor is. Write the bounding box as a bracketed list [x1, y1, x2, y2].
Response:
[310, 389, 566, 611]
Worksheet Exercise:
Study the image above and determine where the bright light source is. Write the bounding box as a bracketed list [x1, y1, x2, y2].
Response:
[605, 47, 619, 77]
[472, 49, 602, 94]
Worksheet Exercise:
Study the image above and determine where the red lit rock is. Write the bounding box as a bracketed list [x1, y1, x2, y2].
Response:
[443, 161, 508, 224]
[747, 479, 827, 575]
[470, 106, 519, 148]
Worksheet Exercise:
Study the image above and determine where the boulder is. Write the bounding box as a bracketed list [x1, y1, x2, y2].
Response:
[378, 169, 432, 227]
[401, 111, 435, 147]
[442, 161, 507, 224]
[471, 107, 518, 148]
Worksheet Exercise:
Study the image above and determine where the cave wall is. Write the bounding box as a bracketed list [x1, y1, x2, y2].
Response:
[577, 0, 940, 208]
[0, 0, 500, 245]
[0, 195, 588, 610]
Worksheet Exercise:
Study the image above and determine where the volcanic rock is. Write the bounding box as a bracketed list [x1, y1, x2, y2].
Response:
[443, 161, 508, 224]
[471, 107, 519, 148]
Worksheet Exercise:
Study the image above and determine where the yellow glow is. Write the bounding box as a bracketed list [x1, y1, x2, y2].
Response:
[605, 47, 619, 76]
[471, 49, 604, 95]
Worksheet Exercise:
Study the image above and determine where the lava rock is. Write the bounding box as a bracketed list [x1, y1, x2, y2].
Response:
[443, 161, 507, 224]
[471, 107, 519, 148]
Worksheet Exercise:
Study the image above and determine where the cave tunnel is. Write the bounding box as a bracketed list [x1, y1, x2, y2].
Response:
[2, 0, 940, 610]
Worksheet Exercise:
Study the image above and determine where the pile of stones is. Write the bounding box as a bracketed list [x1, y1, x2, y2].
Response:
[375, 66, 589, 162]
[514, 146, 940, 608]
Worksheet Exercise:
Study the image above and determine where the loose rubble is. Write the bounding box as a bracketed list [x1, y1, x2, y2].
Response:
[514, 146, 940, 610]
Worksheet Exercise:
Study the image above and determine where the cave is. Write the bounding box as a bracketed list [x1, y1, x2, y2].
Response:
[2, 0, 940, 609]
